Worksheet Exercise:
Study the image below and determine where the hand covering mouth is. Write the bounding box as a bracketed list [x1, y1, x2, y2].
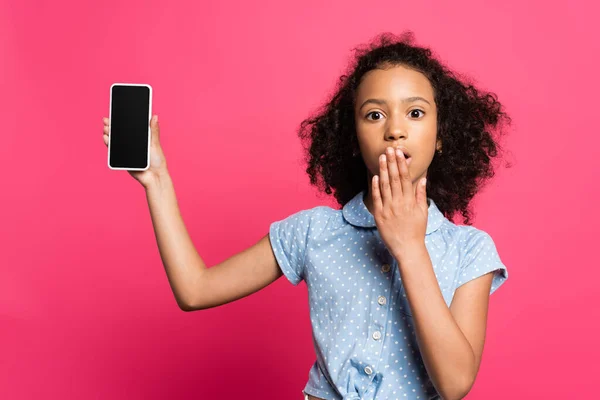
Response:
[394, 147, 411, 159]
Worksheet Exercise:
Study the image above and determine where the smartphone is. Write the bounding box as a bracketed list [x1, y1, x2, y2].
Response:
[107, 83, 153, 171]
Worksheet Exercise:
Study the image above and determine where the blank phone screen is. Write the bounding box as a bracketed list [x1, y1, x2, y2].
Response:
[109, 85, 151, 169]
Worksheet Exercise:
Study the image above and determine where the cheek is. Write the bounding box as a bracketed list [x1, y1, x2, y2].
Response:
[362, 154, 382, 178]
[403, 147, 434, 175]
[355, 140, 379, 171]
[415, 151, 436, 173]
[364, 156, 378, 175]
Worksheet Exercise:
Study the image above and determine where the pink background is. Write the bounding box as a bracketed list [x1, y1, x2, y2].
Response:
[1, 0, 598, 398]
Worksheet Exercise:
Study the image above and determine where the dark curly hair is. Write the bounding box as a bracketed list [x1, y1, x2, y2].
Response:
[297, 31, 512, 225]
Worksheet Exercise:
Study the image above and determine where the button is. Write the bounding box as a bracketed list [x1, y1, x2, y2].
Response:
[382, 263, 391, 273]
[377, 296, 386, 305]
[364, 366, 373, 375]
[372, 331, 382, 340]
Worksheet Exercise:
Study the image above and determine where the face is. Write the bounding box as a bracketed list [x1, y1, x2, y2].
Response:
[354, 64, 441, 191]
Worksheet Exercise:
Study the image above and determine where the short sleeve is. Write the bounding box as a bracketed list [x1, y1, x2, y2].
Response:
[269, 208, 316, 286]
[457, 229, 508, 295]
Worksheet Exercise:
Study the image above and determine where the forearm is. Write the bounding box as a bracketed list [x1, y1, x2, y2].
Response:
[145, 171, 206, 310]
[393, 244, 475, 400]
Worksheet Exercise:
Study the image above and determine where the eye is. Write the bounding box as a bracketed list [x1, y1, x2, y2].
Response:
[366, 111, 384, 121]
[410, 109, 425, 118]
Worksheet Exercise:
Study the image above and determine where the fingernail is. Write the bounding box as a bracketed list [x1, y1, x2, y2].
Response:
[422, 178, 427, 186]
[154, 115, 158, 122]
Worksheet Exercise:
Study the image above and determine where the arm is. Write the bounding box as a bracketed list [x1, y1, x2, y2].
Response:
[188, 233, 283, 310]
[393, 245, 493, 400]
[145, 172, 282, 311]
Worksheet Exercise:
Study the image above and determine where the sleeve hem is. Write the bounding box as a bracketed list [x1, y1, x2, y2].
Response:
[268, 223, 302, 286]
[456, 264, 508, 295]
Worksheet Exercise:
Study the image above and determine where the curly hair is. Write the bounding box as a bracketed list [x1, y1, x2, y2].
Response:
[297, 31, 512, 225]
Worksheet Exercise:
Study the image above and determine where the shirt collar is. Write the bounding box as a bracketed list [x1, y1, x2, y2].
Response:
[342, 190, 445, 235]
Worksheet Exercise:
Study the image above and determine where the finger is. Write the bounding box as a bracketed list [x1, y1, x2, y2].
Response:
[372, 174, 383, 215]
[103, 125, 109, 135]
[103, 117, 109, 126]
[416, 177, 428, 211]
[395, 148, 413, 200]
[386, 147, 403, 200]
[379, 154, 392, 206]
[103, 134, 109, 146]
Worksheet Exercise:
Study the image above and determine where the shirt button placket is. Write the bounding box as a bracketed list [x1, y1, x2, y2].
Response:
[364, 262, 391, 385]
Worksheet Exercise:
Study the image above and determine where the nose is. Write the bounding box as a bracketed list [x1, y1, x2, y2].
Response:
[386, 130, 406, 141]
[385, 116, 407, 141]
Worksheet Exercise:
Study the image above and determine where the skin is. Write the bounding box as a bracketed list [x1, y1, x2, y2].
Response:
[355, 63, 442, 213]
[100, 66, 495, 400]
[354, 65, 495, 399]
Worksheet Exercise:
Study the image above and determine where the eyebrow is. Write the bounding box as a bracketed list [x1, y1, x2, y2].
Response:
[359, 97, 431, 110]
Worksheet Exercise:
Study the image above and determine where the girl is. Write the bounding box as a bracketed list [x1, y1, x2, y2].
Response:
[102, 31, 512, 400]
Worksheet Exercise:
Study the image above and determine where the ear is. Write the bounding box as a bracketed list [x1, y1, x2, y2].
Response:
[436, 140, 442, 152]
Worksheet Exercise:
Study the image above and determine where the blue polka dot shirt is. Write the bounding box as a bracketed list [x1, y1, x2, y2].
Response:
[269, 190, 508, 400]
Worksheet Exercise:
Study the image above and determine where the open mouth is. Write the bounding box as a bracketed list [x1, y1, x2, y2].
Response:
[394, 148, 412, 165]
[395, 148, 411, 160]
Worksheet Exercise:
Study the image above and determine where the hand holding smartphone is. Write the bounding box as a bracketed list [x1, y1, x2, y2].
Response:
[104, 83, 169, 188]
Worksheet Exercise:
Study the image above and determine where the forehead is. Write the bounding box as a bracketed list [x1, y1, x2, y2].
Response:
[356, 65, 434, 102]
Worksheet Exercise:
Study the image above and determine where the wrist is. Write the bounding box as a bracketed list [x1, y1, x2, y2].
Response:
[392, 241, 427, 264]
[144, 169, 171, 190]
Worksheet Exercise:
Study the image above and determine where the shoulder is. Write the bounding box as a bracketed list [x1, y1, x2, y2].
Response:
[268, 205, 342, 286]
[435, 217, 497, 251]
[270, 205, 340, 240]
[455, 225, 499, 254]
[451, 225, 508, 294]
[435, 219, 505, 269]
[272, 205, 338, 225]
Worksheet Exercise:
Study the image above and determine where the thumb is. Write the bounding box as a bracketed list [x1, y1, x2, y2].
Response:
[150, 115, 160, 141]
[416, 177, 428, 211]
